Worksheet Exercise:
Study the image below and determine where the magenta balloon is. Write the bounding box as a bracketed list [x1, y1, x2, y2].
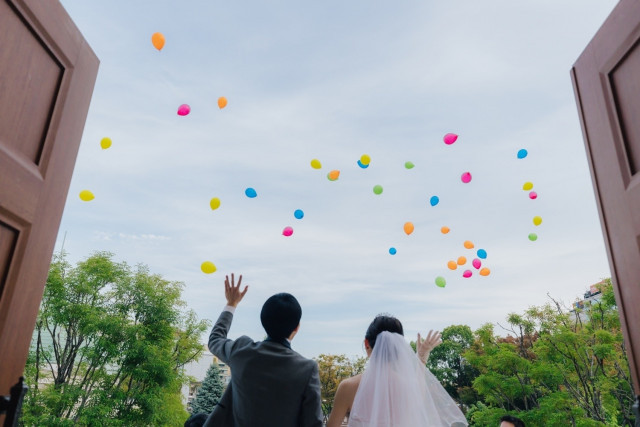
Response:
[282, 226, 293, 237]
[472, 258, 481, 269]
[461, 172, 472, 183]
[463, 270, 472, 278]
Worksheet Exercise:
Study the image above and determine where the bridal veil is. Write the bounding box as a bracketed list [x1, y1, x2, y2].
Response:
[348, 331, 468, 427]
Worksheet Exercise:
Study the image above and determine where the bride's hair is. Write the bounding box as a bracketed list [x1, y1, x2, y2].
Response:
[364, 314, 403, 349]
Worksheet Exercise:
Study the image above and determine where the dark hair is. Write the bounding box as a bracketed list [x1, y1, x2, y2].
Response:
[365, 314, 403, 349]
[184, 413, 208, 427]
[261, 293, 302, 341]
[500, 414, 525, 427]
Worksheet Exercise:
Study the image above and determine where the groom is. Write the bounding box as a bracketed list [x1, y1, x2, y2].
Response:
[204, 273, 323, 427]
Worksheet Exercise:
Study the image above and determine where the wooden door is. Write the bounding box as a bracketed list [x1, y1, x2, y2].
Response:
[0, 0, 98, 416]
[571, 0, 640, 415]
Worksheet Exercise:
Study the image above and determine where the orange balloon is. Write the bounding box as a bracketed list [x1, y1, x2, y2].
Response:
[463, 240, 474, 249]
[447, 260, 457, 270]
[479, 267, 491, 276]
[404, 222, 414, 235]
[151, 32, 165, 51]
[457, 256, 467, 265]
[218, 97, 228, 109]
[328, 170, 340, 180]
[441, 226, 450, 234]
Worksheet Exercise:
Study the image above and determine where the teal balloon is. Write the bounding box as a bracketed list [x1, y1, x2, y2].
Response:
[477, 249, 487, 259]
[357, 160, 369, 169]
[430, 196, 439, 206]
[435, 276, 446, 288]
[517, 149, 528, 159]
[294, 209, 304, 219]
[389, 247, 397, 255]
[245, 188, 257, 198]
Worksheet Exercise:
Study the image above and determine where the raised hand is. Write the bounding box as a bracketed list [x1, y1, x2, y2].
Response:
[416, 330, 442, 364]
[225, 273, 248, 307]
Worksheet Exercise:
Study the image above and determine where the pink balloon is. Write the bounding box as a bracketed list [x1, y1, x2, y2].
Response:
[442, 133, 458, 145]
[282, 226, 293, 237]
[529, 191, 538, 200]
[177, 104, 191, 116]
[472, 258, 481, 269]
[461, 172, 472, 183]
[463, 270, 472, 278]
[443, 133, 458, 145]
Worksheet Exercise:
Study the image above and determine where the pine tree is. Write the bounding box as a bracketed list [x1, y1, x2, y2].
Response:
[190, 362, 226, 415]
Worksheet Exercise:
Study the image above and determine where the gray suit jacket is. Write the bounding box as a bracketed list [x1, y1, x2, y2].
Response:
[205, 310, 323, 427]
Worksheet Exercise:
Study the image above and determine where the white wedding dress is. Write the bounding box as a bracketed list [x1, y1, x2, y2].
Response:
[348, 331, 468, 427]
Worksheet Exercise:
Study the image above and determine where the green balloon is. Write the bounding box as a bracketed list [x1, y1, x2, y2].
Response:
[528, 233, 538, 241]
[435, 276, 446, 288]
[373, 185, 383, 195]
[405, 161, 415, 169]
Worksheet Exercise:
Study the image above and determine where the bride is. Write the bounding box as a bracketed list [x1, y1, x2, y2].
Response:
[326, 315, 468, 426]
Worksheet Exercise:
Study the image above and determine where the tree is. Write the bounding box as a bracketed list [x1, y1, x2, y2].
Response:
[21, 251, 210, 427]
[190, 363, 226, 415]
[314, 354, 366, 420]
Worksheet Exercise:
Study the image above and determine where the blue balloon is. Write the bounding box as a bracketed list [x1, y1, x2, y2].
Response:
[517, 149, 528, 159]
[389, 247, 397, 255]
[294, 209, 304, 219]
[245, 187, 257, 198]
[430, 196, 440, 206]
[357, 160, 369, 169]
[477, 249, 487, 259]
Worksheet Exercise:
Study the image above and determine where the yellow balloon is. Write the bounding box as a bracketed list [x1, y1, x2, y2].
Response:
[523, 182, 533, 191]
[201, 261, 217, 274]
[360, 154, 371, 165]
[100, 137, 112, 150]
[210, 197, 221, 210]
[463, 240, 474, 249]
[218, 97, 228, 109]
[404, 222, 414, 235]
[310, 159, 322, 169]
[151, 32, 165, 51]
[533, 216, 542, 226]
[79, 190, 94, 201]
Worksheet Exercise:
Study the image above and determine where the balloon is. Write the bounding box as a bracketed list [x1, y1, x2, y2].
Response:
[517, 149, 528, 159]
[404, 222, 414, 235]
[463, 270, 472, 278]
[328, 170, 340, 181]
[523, 182, 533, 191]
[441, 226, 450, 234]
[528, 233, 538, 241]
[443, 133, 458, 145]
[100, 137, 112, 150]
[472, 258, 481, 269]
[463, 240, 474, 249]
[245, 187, 257, 198]
[373, 185, 383, 195]
[201, 261, 217, 274]
[79, 190, 94, 201]
[435, 276, 446, 288]
[457, 256, 467, 265]
[389, 247, 397, 255]
[461, 172, 472, 183]
[479, 267, 491, 276]
[529, 191, 538, 200]
[310, 159, 322, 169]
[177, 104, 191, 116]
[477, 249, 487, 259]
[360, 154, 371, 165]
[210, 197, 221, 210]
[533, 216, 542, 226]
[218, 97, 227, 109]
[282, 226, 293, 237]
[430, 196, 440, 206]
[357, 160, 369, 169]
[447, 260, 457, 270]
[405, 161, 415, 169]
[151, 32, 165, 51]
[294, 209, 304, 219]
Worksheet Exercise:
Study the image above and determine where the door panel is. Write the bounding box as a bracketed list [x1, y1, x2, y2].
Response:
[0, 0, 99, 417]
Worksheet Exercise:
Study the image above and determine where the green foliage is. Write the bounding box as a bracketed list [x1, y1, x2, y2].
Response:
[190, 363, 226, 415]
[314, 354, 367, 419]
[21, 252, 210, 427]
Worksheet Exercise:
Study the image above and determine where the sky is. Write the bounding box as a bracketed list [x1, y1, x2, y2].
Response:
[56, 0, 616, 359]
